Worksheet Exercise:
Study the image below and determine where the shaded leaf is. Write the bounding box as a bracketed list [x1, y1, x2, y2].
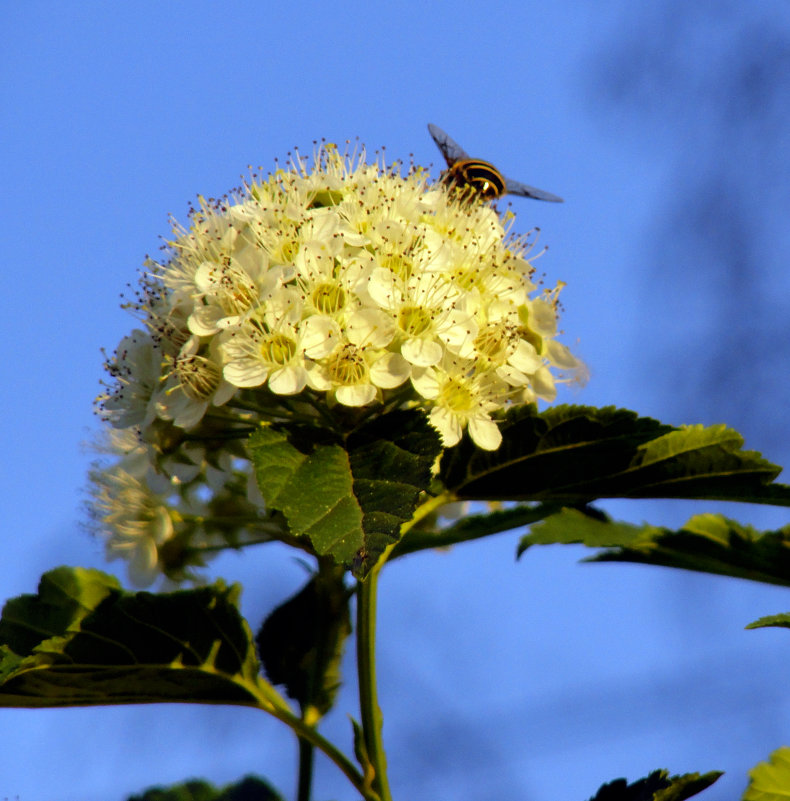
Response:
[256, 567, 351, 715]
[521, 510, 790, 589]
[589, 514, 790, 588]
[128, 779, 216, 801]
[392, 502, 563, 558]
[127, 775, 284, 801]
[589, 769, 720, 801]
[0, 567, 275, 709]
[743, 746, 790, 800]
[249, 410, 442, 576]
[441, 405, 790, 506]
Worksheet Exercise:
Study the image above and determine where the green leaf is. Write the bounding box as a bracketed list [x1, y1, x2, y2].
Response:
[743, 746, 790, 800]
[255, 567, 351, 716]
[518, 506, 645, 554]
[653, 772, 723, 801]
[520, 510, 790, 589]
[441, 405, 790, 506]
[589, 514, 790, 588]
[0, 567, 276, 709]
[126, 775, 284, 801]
[588, 769, 721, 801]
[746, 614, 790, 630]
[248, 410, 442, 576]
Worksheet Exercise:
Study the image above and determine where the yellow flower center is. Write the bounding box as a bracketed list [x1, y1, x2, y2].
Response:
[380, 252, 413, 280]
[210, 261, 258, 316]
[438, 376, 476, 413]
[474, 323, 509, 361]
[261, 333, 297, 365]
[327, 344, 368, 386]
[175, 355, 222, 401]
[311, 282, 346, 314]
[265, 229, 300, 265]
[398, 306, 433, 337]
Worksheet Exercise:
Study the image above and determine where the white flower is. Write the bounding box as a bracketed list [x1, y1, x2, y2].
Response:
[292, 241, 371, 321]
[411, 356, 509, 450]
[97, 330, 162, 429]
[307, 342, 410, 406]
[187, 256, 281, 336]
[156, 335, 236, 428]
[91, 465, 175, 587]
[471, 300, 543, 386]
[367, 266, 476, 366]
[221, 295, 340, 394]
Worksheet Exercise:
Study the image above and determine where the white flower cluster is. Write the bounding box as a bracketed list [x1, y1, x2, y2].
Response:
[92, 143, 582, 584]
[88, 426, 280, 586]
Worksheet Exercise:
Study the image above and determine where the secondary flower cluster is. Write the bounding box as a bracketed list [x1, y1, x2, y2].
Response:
[91, 143, 582, 584]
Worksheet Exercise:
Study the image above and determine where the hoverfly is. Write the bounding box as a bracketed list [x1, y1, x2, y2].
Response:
[427, 123, 563, 203]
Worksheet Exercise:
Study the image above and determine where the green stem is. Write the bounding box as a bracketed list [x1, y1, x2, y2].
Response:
[296, 731, 314, 801]
[255, 685, 374, 800]
[353, 491, 454, 801]
[356, 563, 393, 801]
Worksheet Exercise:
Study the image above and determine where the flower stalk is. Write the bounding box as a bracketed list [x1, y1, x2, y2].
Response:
[356, 563, 392, 801]
[297, 737, 313, 801]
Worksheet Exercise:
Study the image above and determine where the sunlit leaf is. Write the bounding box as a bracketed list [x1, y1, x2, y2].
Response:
[441, 405, 790, 506]
[652, 771, 723, 801]
[518, 506, 643, 554]
[0, 567, 276, 709]
[746, 614, 790, 631]
[742, 746, 790, 800]
[249, 410, 442, 576]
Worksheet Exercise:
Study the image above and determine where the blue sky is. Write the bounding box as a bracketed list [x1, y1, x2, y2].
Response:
[2, 3, 790, 800]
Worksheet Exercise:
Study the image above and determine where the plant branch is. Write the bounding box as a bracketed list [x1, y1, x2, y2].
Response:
[256, 685, 375, 800]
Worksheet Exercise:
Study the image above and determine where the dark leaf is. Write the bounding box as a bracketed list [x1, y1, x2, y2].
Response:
[589, 514, 790, 589]
[441, 405, 790, 506]
[518, 507, 653, 554]
[0, 567, 275, 709]
[392, 502, 562, 558]
[256, 567, 351, 715]
[126, 776, 284, 801]
[588, 769, 720, 801]
[520, 509, 790, 588]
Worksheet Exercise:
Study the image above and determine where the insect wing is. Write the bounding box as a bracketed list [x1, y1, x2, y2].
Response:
[427, 123, 470, 166]
[504, 177, 564, 203]
[428, 123, 564, 203]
